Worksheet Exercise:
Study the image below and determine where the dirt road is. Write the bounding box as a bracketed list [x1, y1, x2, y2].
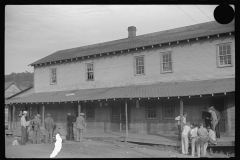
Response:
[5, 136, 191, 158]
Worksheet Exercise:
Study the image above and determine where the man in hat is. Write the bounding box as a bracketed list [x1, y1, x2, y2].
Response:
[32, 114, 41, 144]
[75, 113, 85, 142]
[175, 112, 188, 141]
[66, 113, 76, 141]
[20, 111, 30, 145]
[44, 113, 55, 143]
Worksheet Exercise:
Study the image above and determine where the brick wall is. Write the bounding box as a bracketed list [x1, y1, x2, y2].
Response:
[34, 36, 235, 93]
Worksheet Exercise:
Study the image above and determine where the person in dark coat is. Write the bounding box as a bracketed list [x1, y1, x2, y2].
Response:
[202, 108, 211, 128]
[66, 113, 76, 141]
[44, 113, 55, 143]
[32, 114, 41, 144]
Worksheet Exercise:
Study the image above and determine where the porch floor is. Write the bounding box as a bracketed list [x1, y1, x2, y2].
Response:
[6, 129, 234, 147]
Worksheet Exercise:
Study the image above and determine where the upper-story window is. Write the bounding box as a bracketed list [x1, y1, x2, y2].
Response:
[161, 52, 172, 73]
[50, 68, 57, 84]
[217, 43, 232, 67]
[86, 63, 94, 81]
[134, 56, 145, 75]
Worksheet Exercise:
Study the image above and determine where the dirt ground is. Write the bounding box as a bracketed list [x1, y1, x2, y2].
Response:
[5, 136, 192, 158]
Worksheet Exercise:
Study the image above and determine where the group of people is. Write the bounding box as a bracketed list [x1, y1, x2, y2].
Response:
[175, 106, 220, 157]
[20, 111, 86, 145]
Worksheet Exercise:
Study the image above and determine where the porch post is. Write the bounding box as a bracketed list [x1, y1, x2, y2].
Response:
[12, 105, 15, 130]
[78, 102, 81, 116]
[180, 99, 183, 129]
[125, 100, 128, 142]
[7, 105, 11, 131]
[120, 106, 122, 132]
[42, 105, 45, 128]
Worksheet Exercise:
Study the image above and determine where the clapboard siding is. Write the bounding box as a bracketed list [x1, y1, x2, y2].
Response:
[34, 36, 235, 93]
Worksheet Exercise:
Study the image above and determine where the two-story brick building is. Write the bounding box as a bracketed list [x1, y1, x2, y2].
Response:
[5, 20, 235, 137]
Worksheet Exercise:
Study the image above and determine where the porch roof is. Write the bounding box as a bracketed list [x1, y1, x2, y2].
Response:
[5, 78, 235, 104]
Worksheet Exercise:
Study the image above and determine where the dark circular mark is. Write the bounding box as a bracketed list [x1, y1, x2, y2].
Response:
[214, 4, 235, 24]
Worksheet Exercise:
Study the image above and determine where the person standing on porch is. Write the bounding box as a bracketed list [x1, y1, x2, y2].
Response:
[208, 107, 218, 131]
[75, 113, 85, 142]
[202, 108, 211, 128]
[20, 111, 30, 145]
[175, 112, 187, 141]
[66, 113, 76, 141]
[44, 113, 55, 143]
[209, 106, 221, 138]
[32, 114, 41, 144]
[181, 122, 192, 155]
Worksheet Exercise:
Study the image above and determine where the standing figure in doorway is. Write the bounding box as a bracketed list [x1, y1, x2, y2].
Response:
[175, 112, 187, 141]
[208, 107, 218, 131]
[66, 113, 76, 141]
[209, 106, 221, 139]
[44, 113, 55, 143]
[75, 113, 85, 142]
[202, 108, 211, 128]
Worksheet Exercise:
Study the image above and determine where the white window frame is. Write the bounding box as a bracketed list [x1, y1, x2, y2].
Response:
[160, 51, 173, 73]
[216, 43, 233, 67]
[86, 63, 94, 81]
[50, 68, 57, 85]
[134, 56, 145, 75]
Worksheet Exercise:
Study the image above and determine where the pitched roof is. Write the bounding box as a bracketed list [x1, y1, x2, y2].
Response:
[30, 20, 234, 66]
[5, 78, 235, 104]
[5, 81, 20, 91]
[6, 86, 33, 99]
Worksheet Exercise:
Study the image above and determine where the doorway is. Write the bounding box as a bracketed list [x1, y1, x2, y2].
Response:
[210, 97, 226, 133]
[111, 101, 130, 132]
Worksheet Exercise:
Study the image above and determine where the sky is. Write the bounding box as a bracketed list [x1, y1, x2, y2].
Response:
[5, 5, 219, 75]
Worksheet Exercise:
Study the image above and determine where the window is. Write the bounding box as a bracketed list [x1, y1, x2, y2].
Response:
[134, 56, 145, 75]
[50, 68, 57, 84]
[86, 63, 94, 81]
[146, 101, 157, 119]
[217, 43, 232, 67]
[161, 52, 172, 73]
[163, 100, 175, 119]
[86, 104, 95, 119]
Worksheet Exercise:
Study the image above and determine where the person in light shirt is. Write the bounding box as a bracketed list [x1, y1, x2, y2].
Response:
[20, 111, 30, 145]
[207, 125, 217, 145]
[181, 122, 192, 155]
[197, 122, 209, 157]
[175, 112, 187, 141]
[190, 123, 199, 157]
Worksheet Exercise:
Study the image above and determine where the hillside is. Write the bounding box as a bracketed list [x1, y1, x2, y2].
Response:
[5, 71, 34, 89]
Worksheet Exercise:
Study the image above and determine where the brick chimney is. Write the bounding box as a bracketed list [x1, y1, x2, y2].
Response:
[128, 26, 137, 38]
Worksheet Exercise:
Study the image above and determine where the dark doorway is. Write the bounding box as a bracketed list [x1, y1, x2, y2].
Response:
[111, 101, 130, 132]
[210, 97, 226, 133]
